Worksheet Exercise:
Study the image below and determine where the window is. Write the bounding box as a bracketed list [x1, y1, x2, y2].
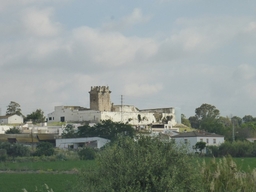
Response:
[60, 116, 65, 122]
[206, 139, 209, 144]
[200, 138, 203, 142]
[213, 139, 216, 144]
[184, 139, 188, 144]
[49, 117, 52, 121]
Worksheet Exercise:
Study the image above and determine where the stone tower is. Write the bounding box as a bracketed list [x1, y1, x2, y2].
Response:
[89, 86, 112, 111]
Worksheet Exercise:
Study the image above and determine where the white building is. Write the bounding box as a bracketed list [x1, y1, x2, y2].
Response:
[0, 115, 23, 125]
[56, 137, 110, 149]
[172, 131, 224, 153]
[48, 105, 178, 126]
[47, 86, 181, 126]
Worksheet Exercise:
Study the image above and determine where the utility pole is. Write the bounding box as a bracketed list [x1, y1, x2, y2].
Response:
[121, 95, 123, 123]
[231, 115, 235, 142]
[232, 120, 235, 142]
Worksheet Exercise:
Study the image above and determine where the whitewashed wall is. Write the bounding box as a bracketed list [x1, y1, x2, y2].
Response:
[8, 115, 23, 124]
[173, 136, 224, 153]
[56, 137, 110, 149]
[48, 106, 177, 126]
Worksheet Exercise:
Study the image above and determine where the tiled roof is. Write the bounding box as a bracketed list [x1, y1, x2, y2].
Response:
[0, 115, 11, 119]
[172, 131, 223, 138]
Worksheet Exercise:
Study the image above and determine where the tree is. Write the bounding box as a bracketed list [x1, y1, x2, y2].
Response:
[61, 124, 77, 138]
[189, 103, 220, 130]
[195, 141, 206, 154]
[232, 116, 242, 127]
[5, 127, 21, 134]
[77, 120, 136, 141]
[181, 114, 191, 127]
[33, 142, 54, 156]
[6, 101, 23, 116]
[195, 103, 220, 121]
[0, 142, 30, 158]
[189, 116, 200, 128]
[242, 115, 255, 123]
[25, 109, 45, 124]
[72, 136, 203, 191]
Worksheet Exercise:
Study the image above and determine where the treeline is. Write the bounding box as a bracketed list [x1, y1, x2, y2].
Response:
[208, 140, 256, 157]
[182, 103, 256, 141]
[0, 142, 54, 161]
[62, 120, 136, 141]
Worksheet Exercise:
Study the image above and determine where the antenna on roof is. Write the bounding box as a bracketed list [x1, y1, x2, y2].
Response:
[121, 95, 123, 123]
[230, 114, 235, 142]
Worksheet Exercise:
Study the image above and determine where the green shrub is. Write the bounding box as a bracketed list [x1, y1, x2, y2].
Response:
[73, 136, 203, 192]
[5, 127, 21, 134]
[0, 142, 30, 158]
[208, 141, 255, 157]
[206, 146, 219, 157]
[33, 142, 54, 157]
[0, 149, 7, 161]
[78, 147, 97, 160]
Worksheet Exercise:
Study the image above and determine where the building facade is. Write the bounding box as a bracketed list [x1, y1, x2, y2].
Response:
[172, 131, 224, 153]
[0, 115, 23, 125]
[56, 137, 110, 149]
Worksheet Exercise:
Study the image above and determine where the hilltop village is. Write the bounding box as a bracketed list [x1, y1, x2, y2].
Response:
[0, 86, 225, 153]
[48, 86, 180, 128]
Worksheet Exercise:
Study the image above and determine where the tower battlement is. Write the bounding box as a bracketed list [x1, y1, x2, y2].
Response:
[90, 86, 111, 93]
[89, 86, 111, 111]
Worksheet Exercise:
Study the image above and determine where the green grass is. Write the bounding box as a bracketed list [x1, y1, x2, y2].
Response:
[0, 173, 77, 192]
[0, 160, 97, 171]
[201, 157, 256, 172]
[0, 160, 97, 192]
[1, 157, 255, 191]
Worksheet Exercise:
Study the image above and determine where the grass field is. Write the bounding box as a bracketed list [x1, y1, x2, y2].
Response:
[0, 160, 96, 192]
[1, 157, 256, 191]
[0, 173, 77, 192]
[201, 157, 256, 172]
[0, 160, 97, 172]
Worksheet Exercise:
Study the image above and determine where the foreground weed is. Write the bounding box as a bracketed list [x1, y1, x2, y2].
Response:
[22, 183, 54, 192]
[202, 156, 256, 191]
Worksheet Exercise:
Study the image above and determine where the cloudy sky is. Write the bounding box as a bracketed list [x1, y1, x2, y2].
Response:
[1, 0, 256, 118]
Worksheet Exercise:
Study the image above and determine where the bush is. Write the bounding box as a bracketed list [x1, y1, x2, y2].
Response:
[0, 149, 7, 161]
[208, 141, 256, 157]
[33, 142, 54, 156]
[0, 142, 30, 158]
[78, 147, 97, 160]
[73, 136, 203, 192]
[206, 145, 219, 157]
[5, 127, 21, 134]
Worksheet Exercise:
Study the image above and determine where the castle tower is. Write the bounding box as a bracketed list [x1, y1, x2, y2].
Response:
[89, 86, 112, 111]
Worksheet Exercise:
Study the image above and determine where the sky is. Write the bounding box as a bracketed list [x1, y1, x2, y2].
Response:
[1, 0, 256, 119]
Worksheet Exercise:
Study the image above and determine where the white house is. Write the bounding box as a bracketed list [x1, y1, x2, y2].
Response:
[0, 115, 23, 125]
[172, 131, 224, 153]
[55, 137, 110, 149]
